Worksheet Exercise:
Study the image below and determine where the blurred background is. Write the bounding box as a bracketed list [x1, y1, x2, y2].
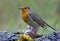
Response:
[0, 0, 60, 34]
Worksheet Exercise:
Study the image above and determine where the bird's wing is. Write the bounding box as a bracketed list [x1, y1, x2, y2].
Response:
[29, 12, 46, 27]
[29, 12, 56, 31]
[27, 13, 39, 27]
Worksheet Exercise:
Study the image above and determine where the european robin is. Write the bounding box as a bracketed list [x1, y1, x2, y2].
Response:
[19, 6, 56, 31]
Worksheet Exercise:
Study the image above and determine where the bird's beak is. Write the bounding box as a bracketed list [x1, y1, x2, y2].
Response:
[18, 8, 21, 10]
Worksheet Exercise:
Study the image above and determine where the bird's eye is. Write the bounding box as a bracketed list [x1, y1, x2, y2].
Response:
[24, 7, 30, 9]
[24, 8, 27, 9]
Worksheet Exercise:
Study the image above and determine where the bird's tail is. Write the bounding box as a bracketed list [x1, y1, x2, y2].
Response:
[45, 23, 56, 31]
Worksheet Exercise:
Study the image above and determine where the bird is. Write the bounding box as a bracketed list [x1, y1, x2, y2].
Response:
[19, 6, 56, 31]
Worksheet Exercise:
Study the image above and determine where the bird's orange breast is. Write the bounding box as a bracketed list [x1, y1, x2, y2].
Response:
[22, 14, 28, 22]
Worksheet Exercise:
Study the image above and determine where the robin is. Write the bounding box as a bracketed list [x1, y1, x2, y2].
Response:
[19, 6, 56, 31]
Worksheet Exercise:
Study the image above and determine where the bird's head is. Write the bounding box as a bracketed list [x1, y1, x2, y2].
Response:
[19, 6, 31, 14]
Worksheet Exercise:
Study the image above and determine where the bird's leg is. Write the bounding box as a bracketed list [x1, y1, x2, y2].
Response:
[25, 25, 39, 39]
